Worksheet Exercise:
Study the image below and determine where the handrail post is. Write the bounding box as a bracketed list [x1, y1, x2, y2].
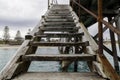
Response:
[108, 17, 120, 74]
[98, 0, 103, 55]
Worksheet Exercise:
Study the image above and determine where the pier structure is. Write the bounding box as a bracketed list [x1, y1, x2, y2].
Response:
[0, 0, 120, 80]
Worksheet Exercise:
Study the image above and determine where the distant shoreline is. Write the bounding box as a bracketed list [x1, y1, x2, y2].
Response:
[0, 44, 20, 48]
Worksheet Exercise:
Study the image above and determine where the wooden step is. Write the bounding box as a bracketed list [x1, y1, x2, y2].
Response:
[49, 11, 71, 14]
[45, 18, 74, 22]
[40, 27, 78, 32]
[13, 72, 105, 80]
[43, 22, 75, 25]
[51, 4, 70, 7]
[45, 16, 73, 19]
[43, 25, 75, 28]
[43, 22, 76, 28]
[29, 41, 89, 47]
[48, 10, 71, 14]
[48, 14, 72, 16]
[50, 6, 70, 9]
[22, 54, 96, 61]
[51, 5, 69, 8]
[50, 9, 70, 11]
[35, 32, 84, 38]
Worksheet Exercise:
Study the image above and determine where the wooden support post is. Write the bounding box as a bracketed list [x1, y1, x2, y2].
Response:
[108, 17, 120, 74]
[61, 38, 71, 72]
[25, 35, 33, 40]
[74, 37, 79, 72]
[98, 0, 103, 55]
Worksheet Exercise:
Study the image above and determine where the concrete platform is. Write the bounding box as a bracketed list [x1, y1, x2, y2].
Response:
[13, 72, 105, 80]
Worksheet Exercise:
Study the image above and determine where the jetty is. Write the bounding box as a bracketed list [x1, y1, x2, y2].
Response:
[0, 0, 120, 80]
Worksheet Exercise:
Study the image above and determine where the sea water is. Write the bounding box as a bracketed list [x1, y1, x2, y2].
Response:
[0, 45, 119, 72]
[0, 47, 17, 71]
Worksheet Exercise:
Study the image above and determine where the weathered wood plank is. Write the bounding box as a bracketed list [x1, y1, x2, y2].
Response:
[13, 72, 105, 80]
[48, 14, 72, 16]
[40, 27, 78, 32]
[45, 16, 73, 19]
[22, 54, 96, 61]
[49, 11, 71, 14]
[99, 53, 120, 80]
[50, 9, 70, 11]
[43, 25, 75, 28]
[29, 41, 89, 47]
[45, 18, 74, 22]
[43, 22, 76, 26]
[35, 32, 84, 38]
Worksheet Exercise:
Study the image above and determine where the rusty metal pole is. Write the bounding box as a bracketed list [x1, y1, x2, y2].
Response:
[108, 17, 120, 74]
[78, 0, 80, 18]
[48, 0, 50, 9]
[98, 0, 103, 54]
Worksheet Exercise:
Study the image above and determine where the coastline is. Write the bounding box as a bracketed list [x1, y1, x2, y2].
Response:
[0, 45, 54, 49]
[0, 44, 20, 48]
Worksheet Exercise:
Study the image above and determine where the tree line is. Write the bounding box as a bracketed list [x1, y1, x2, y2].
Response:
[1, 26, 24, 44]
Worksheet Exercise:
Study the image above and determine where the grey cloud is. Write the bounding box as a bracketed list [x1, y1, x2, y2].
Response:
[0, 19, 39, 27]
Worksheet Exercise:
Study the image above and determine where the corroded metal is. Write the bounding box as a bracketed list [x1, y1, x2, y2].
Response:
[98, 0, 103, 54]
[108, 17, 119, 74]
[72, 0, 120, 35]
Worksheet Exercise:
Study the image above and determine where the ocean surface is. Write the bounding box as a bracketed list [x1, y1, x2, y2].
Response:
[0, 44, 120, 72]
[0, 47, 89, 72]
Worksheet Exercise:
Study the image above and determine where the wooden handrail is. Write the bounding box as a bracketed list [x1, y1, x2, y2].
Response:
[72, 0, 120, 35]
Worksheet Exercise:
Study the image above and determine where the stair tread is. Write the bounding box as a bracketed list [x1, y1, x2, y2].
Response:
[22, 54, 96, 61]
[24, 54, 95, 57]
[45, 16, 73, 19]
[49, 11, 71, 14]
[43, 25, 75, 28]
[45, 18, 74, 22]
[40, 27, 77, 29]
[35, 32, 84, 38]
[40, 26, 78, 32]
[43, 22, 75, 24]
[48, 14, 72, 16]
[29, 41, 89, 46]
[43, 22, 76, 27]
[13, 72, 105, 80]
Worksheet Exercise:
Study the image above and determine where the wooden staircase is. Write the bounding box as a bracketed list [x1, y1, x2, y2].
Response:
[0, 5, 106, 80]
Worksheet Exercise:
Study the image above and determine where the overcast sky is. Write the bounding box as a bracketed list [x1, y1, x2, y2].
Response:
[0, 0, 69, 38]
[0, 0, 111, 40]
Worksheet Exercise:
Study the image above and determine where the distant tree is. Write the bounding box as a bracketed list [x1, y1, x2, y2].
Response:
[3, 26, 10, 44]
[27, 29, 31, 34]
[14, 30, 23, 41]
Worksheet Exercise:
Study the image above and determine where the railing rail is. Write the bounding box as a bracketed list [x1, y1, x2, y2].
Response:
[72, 0, 120, 35]
[70, 0, 120, 78]
[48, 0, 58, 9]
